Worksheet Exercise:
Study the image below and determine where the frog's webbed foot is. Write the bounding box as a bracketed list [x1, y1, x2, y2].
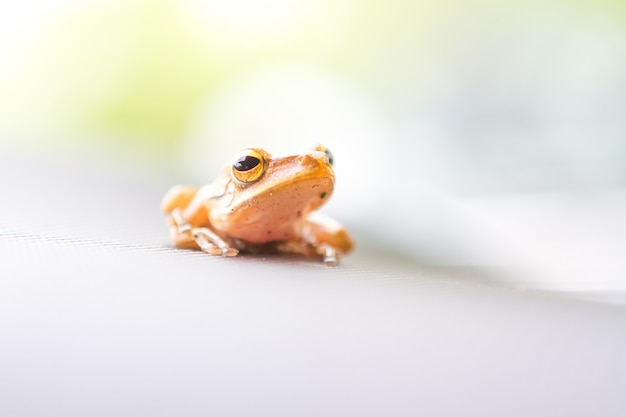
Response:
[192, 227, 239, 257]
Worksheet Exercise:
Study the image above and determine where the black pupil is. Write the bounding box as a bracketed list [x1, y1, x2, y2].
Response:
[234, 155, 260, 171]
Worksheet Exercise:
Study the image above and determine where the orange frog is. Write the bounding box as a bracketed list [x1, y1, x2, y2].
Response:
[161, 145, 354, 265]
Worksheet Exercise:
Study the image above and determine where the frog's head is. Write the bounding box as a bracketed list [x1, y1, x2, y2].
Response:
[210, 145, 336, 243]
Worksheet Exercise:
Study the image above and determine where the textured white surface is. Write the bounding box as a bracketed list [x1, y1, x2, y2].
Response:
[2, 149, 626, 416]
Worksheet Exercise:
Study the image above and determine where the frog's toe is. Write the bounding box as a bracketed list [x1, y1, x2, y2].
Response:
[171, 209, 192, 234]
[320, 244, 338, 266]
[192, 228, 222, 256]
[193, 234, 221, 256]
[193, 227, 239, 258]
[221, 247, 239, 257]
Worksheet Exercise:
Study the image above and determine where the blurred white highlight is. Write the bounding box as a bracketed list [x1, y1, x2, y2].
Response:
[180, 62, 393, 210]
[182, 0, 328, 46]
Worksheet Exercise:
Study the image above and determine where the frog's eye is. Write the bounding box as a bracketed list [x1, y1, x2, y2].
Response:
[313, 144, 334, 166]
[232, 149, 266, 184]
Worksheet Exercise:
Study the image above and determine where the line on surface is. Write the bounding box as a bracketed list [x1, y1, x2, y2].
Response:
[0, 228, 174, 254]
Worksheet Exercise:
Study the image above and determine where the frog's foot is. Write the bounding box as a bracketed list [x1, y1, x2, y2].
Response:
[319, 244, 338, 266]
[171, 208, 191, 233]
[301, 213, 354, 266]
[166, 208, 197, 249]
[192, 227, 239, 257]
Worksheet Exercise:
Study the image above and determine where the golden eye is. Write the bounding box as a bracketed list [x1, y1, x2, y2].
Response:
[232, 149, 266, 184]
[312, 144, 334, 166]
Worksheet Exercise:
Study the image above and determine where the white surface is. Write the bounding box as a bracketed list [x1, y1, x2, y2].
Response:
[2, 149, 626, 416]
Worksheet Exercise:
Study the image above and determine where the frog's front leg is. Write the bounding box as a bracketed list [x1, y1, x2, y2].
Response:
[161, 185, 238, 257]
[301, 212, 354, 266]
[191, 227, 238, 257]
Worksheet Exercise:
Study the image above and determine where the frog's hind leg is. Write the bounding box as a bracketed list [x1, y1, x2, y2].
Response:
[301, 212, 354, 266]
[161, 185, 198, 214]
[161, 185, 202, 250]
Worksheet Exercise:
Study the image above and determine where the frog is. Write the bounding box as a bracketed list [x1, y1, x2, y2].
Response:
[161, 145, 354, 265]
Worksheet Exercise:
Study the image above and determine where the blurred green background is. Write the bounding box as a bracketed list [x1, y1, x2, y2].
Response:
[1, 0, 625, 192]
